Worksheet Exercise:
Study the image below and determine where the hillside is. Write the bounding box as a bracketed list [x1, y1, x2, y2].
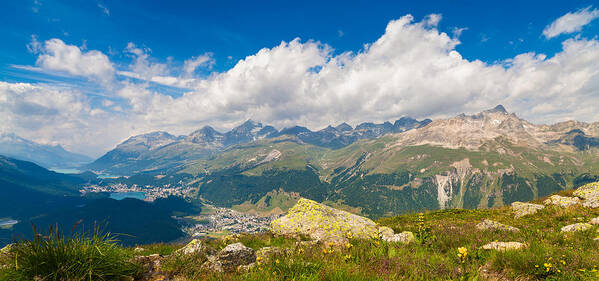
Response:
[0, 155, 95, 218]
[185, 106, 599, 218]
[3, 183, 599, 280]
[0, 157, 194, 247]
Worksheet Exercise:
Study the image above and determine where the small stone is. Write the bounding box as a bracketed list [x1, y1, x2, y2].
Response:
[573, 182, 599, 208]
[378, 226, 395, 239]
[481, 242, 527, 251]
[573, 182, 599, 200]
[237, 263, 256, 273]
[201, 256, 223, 273]
[476, 219, 519, 232]
[543, 195, 580, 208]
[561, 223, 593, 232]
[583, 197, 599, 208]
[511, 202, 545, 218]
[589, 217, 599, 225]
[175, 239, 215, 256]
[203, 243, 256, 273]
[132, 254, 166, 280]
[382, 231, 414, 244]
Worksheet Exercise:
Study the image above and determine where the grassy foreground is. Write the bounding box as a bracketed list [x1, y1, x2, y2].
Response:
[2, 190, 599, 280]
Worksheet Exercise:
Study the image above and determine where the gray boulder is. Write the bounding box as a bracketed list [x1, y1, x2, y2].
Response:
[202, 243, 256, 273]
[512, 202, 544, 218]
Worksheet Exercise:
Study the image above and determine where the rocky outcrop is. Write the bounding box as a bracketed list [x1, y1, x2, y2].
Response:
[543, 195, 580, 207]
[201, 243, 256, 273]
[476, 219, 519, 232]
[271, 198, 380, 243]
[511, 202, 545, 218]
[481, 242, 527, 251]
[573, 182, 599, 208]
[175, 239, 215, 256]
[271, 198, 415, 244]
[561, 223, 593, 232]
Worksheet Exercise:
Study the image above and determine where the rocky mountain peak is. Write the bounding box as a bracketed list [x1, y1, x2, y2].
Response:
[489, 104, 507, 113]
[335, 122, 353, 131]
[120, 131, 178, 150]
[187, 126, 224, 144]
[233, 120, 262, 132]
[392, 107, 544, 149]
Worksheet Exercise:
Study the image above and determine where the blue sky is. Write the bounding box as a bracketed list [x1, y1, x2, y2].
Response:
[2, 0, 597, 75]
[0, 0, 598, 156]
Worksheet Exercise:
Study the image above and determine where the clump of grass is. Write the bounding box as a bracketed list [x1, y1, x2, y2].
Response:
[1, 223, 139, 281]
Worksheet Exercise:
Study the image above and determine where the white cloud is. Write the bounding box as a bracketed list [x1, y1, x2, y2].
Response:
[5, 14, 599, 155]
[124, 43, 169, 80]
[0, 82, 124, 156]
[97, 3, 109, 16]
[543, 6, 599, 39]
[33, 38, 115, 84]
[183, 53, 214, 75]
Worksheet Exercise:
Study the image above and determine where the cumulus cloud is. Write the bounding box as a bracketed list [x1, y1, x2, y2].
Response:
[543, 6, 599, 39]
[5, 14, 599, 155]
[32, 38, 115, 84]
[0, 82, 125, 155]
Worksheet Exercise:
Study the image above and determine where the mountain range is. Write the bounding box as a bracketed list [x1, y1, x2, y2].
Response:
[178, 105, 599, 218]
[0, 133, 92, 170]
[86, 117, 431, 175]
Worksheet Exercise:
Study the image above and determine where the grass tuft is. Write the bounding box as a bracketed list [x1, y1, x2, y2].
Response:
[0, 223, 139, 281]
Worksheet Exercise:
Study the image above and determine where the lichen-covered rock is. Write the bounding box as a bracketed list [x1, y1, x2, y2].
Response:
[583, 197, 599, 208]
[271, 198, 380, 243]
[202, 243, 256, 273]
[175, 239, 215, 256]
[476, 219, 519, 232]
[201, 255, 223, 273]
[512, 202, 544, 218]
[573, 182, 599, 199]
[378, 226, 395, 239]
[133, 254, 168, 280]
[561, 223, 593, 232]
[543, 195, 580, 208]
[481, 242, 527, 251]
[589, 217, 599, 225]
[573, 182, 599, 208]
[382, 231, 414, 244]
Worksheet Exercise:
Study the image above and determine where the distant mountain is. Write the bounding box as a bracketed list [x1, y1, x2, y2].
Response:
[88, 117, 429, 175]
[279, 117, 431, 148]
[0, 133, 93, 169]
